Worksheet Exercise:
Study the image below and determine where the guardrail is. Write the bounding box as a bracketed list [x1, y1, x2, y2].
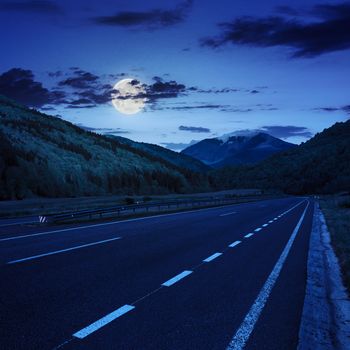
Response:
[38, 195, 264, 224]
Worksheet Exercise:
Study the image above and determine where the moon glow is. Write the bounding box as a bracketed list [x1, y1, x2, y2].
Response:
[112, 78, 146, 115]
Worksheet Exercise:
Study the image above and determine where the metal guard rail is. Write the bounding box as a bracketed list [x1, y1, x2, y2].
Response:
[38, 196, 255, 223]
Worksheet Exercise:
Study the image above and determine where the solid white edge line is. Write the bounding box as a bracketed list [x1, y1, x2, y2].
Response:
[244, 233, 254, 238]
[73, 304, 135, 339]
[229, 240, 242, 248]
[203, 252, 223, 262]
[226, 201, 310, 350]
[162, 270, 193, 287]
[7, 236, 122, 264]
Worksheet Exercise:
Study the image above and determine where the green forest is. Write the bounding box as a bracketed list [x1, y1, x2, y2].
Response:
[0, 94, 349, 200]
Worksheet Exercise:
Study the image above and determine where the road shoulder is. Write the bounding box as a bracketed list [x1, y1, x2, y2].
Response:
[298, 202, 350, 350]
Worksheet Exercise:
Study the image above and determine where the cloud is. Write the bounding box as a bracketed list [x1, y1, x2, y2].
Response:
[223, 126, 312, 139]
[0, 67, 117, 109]
[220, 107, 254, 113]
[201, 2, 350, 57]
[58, 70, 99, 89]
[189, 86, 240, 94]
[65, 104, 96, 109]
[151, 102, 270, 113]
[179, 125, 211, 133]
[170, 104, 228, 110]
[116, 77, 266, 111]
[56, 68, 117, 108]
[160, 140, 197, 151]
[315, 105, 350, 114]
[74, 88, 115, 105]
[0, 67, 272, 112]
[274, 5, 302, 17]
[260, 125, 313, 138]
[231, 125, 312, 139]
[189, 86, 264, 95]
[145, 77, 186, 100]
[76, 124, 130, 135]
[0, 1, 63, 14]
[115, 77, 187, 105]
[92, 0, 192, 30]
[47, 70, 63, 77]
[310, 3, 350, 20]
[0, 68, 65, 107]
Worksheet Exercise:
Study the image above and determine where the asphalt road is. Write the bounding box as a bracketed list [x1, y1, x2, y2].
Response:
[0, 197, 314, 350]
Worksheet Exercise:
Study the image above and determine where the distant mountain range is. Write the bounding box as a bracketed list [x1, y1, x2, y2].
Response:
[181, 132, 296, 168]
[212, 120, 350, 194]
[0, 95, 210, 200]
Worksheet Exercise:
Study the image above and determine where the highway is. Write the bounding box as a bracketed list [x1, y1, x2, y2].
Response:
[0, 197, 314, 349]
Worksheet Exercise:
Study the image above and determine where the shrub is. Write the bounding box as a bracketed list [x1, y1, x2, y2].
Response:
[124, 197, 135, 205]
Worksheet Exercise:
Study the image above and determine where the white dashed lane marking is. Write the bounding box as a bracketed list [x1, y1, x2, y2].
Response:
[229, 240, 242, 248]
[73, 304, 135, 339]
[162, 270, 193, 287]
[203, 252, 223, 262]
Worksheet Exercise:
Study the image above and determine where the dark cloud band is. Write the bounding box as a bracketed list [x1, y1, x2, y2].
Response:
[0, 1, 63, 14]
[201, 3, 350, 58]
[179, 125, 211, 133]
[92, 1, 193, 30]
[0, 68, 65, 108]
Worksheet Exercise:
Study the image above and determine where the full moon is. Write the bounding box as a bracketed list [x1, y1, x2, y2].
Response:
[112, 78, 146, 115]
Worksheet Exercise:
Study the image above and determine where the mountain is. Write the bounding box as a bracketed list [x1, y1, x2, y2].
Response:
[181, 132, 296, 168]
[0, 95, 211, 200]
[107, 135, 210, 173]
[212, 121, 350, 194]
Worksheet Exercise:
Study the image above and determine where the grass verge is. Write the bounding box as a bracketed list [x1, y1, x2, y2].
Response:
[319, 195, 350, 293]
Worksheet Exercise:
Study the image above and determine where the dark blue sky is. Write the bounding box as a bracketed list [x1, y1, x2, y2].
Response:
[1, 0, 349, 149]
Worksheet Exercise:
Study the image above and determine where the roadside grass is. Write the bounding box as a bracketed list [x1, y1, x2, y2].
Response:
[320, 195, 350, 293]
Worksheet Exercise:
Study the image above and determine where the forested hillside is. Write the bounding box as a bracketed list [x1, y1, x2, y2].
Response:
[0, 95, 211, 199]
[212, 121, 350, 194]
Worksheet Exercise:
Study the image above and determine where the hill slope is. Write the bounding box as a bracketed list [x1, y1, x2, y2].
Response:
[213, 121, 350, 194]
[181, 132, 295, 168]
[0, 95, 210, 199]
[108, 135, 209, 173]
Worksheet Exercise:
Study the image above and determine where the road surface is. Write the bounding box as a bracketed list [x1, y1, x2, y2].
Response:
[0, 197, 313, 349]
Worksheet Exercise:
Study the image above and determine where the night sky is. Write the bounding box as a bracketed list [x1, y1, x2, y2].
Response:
[1, 0, 349, 150]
